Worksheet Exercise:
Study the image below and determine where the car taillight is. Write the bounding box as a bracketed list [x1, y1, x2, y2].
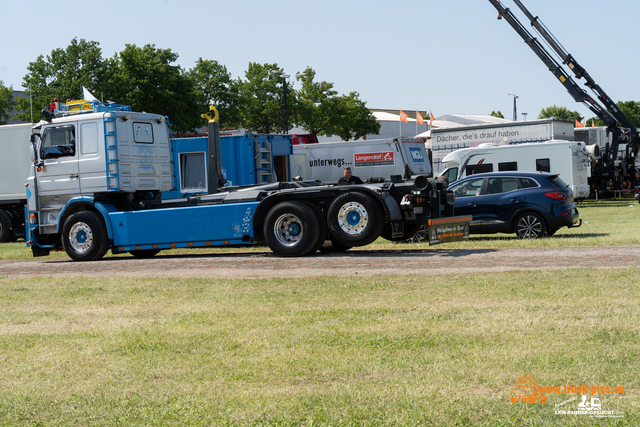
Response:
[544, 192, 566, 200]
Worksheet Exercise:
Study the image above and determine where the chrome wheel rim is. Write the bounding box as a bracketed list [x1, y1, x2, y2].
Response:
[69, 222, 94, 252]
[337, 201, 369, 235]
[273, 213, 303, 246]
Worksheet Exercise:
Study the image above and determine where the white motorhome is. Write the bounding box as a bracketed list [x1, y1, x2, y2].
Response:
[290, 138, 431, 184]
[440, 140, 590, 198]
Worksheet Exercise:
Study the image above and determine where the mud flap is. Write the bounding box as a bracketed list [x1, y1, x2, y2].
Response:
[389, 220, 404, 239]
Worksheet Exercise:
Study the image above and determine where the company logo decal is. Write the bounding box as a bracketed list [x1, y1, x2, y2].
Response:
[354, 151, 394, 167]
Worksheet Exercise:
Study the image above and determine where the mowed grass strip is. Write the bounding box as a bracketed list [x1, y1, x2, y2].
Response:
[0, 270, 638, 426]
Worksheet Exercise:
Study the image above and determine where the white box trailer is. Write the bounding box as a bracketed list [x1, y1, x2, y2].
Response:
[440, 140, 590, 198]
[0, 123, 33, 241]
[290, 138, 431, 184]
[430, 119, 575, 174]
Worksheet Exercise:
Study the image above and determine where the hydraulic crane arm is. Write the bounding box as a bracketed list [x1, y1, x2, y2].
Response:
[510, 0, 637, 137]
[487, 0, 616, 129]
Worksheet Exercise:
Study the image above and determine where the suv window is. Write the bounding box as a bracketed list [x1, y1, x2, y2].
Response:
[519, 177, 539, 188]
[485, 177, 519, 195]
[548, 175, 569, 190]
[450, 177, 484, 198]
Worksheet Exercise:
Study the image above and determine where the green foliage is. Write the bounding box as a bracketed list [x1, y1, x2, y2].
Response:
[16, 41, 378, 137]
[239, 62, 293, 134]
[0, 80, 15, 124]
[616, 100, 640, 128]
[295, 67, 379, 140]
[489, 110, 504, 119]
[15, 38, 112, 123]
[295, 67, 337, 135]
[538, 105, 582, 122]
[187, 58, 242, 130]
[112, 44, 201, 134]
[586, 100, 640, 129]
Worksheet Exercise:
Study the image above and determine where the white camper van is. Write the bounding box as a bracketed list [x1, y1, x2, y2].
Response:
[290, 138, 431, 184]
[440, 140, 590, 198]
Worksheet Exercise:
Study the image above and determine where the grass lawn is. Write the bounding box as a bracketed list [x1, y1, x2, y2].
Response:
[1, 270, 639, 426]
[0, 198, 639, 425]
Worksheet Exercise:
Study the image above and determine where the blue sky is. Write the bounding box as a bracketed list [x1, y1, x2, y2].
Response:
[2, 0, 639, 122]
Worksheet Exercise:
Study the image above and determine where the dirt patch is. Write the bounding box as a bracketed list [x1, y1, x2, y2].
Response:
[1, 246, 639, 279]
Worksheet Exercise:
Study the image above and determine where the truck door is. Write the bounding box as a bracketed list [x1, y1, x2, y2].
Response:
[77, 120, 106, 194]
[36, 123, 80, 198]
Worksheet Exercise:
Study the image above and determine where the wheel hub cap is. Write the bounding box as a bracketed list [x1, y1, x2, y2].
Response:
[337, 202, 368, 235]
[69, 222, 94, 252]
[274, 213, 303, 246]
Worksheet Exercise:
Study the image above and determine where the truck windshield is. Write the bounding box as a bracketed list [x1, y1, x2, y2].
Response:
[41, 125, 76, 159]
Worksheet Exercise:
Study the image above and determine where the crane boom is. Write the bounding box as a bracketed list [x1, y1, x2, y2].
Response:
[487, 0, 639, 193]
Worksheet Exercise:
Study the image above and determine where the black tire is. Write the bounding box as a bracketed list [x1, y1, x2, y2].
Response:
[129, 249, 161, 258]
[0, 210, 14, 243]
[62, 211, 110, 261]
[264, 201, 320, 257]
[302, 201, 329, 254]
[381, 223, 422, 242]
[514, 212, 546, 239]
[327, 192, 385, 247]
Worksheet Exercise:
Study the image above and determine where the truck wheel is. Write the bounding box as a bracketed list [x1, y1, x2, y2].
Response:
[514, 212, 546, 239]
[62, 211, 110, 261]
[302, 201, 328, 254]
[129, 249, 161, 258]
[327, 192, 384, 247]
[381, 223, 422, 242]
[0, 210, 14, 243]
[264, 201, 320, 257]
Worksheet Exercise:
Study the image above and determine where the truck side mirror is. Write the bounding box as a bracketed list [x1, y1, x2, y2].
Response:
[30, 136, 43, 166]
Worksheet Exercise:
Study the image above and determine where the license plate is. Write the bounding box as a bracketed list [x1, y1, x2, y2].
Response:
[413, 207, 423, 214]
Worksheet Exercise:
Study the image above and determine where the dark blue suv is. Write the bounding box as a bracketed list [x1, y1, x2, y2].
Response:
[448, 171, 581, 238]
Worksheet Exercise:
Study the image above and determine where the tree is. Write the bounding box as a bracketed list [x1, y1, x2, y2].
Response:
[538, 105, 582, 122]
[323, 92, 380, 141]
[489, 110, 504, 119]
[0, 81, 15, 125]
[295, 67, 338, 135]
[111, 44, 201, 134]
[587, 100, 640, 128]
[616, 100, 640, 128]
[239, 62, 294, 134]
[294, 68, 379, 140]
[187, 59, 242, 129]
[15, 38, 113, 122]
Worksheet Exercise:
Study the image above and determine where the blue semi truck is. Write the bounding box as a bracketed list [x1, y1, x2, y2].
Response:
[24, 102, 470, 260]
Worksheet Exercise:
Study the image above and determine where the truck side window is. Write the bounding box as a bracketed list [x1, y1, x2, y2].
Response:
[41, 125, 76, 159]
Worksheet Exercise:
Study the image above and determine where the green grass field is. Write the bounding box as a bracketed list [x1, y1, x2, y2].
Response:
[0, 198, 639, 426]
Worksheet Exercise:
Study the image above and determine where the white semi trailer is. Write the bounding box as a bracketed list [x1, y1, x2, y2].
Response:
[0, 123, 33, 241]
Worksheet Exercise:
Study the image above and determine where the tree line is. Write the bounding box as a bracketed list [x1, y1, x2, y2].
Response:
[0, 38, 380, 138]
